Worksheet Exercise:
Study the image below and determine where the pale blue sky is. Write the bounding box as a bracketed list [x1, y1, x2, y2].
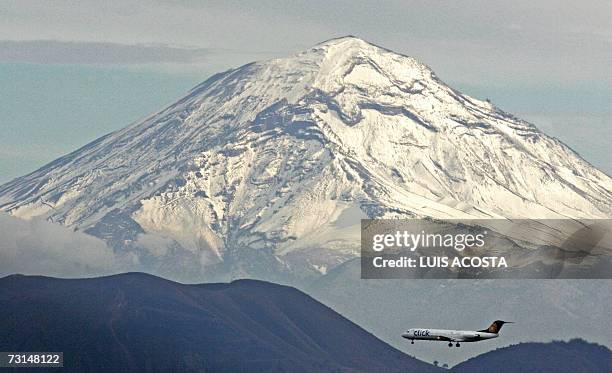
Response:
[0, 1, 610, 182]
[0, 63, 201, 182]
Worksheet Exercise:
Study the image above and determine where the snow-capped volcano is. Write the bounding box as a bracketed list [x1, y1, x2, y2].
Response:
[1, 36, 611, 280]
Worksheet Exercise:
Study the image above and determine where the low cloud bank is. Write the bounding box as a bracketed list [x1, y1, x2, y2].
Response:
[0, 40, 212, 65]
[0, 213, 138, 278]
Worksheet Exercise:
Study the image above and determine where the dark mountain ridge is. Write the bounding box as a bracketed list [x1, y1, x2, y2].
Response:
[452, 339, 611, 373]
[0, 272, 437, 372]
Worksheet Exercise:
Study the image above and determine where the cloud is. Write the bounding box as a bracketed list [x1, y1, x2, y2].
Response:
[0, 213, 138, 278]
[133, 232, 174, 257]
[0, 39, 274, 75]
[0, 40, 213, 65]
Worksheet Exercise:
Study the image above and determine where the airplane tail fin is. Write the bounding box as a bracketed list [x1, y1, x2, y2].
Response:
[479, 320, 513, 333]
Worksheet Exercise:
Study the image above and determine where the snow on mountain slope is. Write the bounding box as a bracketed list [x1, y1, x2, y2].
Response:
[1, 36, 611, 280]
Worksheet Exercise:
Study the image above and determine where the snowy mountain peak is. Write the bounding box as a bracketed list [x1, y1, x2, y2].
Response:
[208, 35, 434, 113]
[315, 35, 366, 45]
[1, 38, 610, 281]
[310, 35, 398, 63]
[311, 35, 415, 64]
[312, 35, 423, 66]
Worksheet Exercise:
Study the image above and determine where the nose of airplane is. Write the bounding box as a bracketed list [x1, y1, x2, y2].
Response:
[401, 332, 410, 339]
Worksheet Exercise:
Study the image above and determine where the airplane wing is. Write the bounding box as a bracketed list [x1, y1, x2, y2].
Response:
[437, 333, 481, 342]
[458, 333, 481, 342]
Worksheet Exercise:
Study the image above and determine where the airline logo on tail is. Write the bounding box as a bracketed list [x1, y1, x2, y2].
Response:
[480, 320, 513, 334]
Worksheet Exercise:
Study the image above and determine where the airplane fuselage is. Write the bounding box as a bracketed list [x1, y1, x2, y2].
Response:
[402, 328, 498, 343]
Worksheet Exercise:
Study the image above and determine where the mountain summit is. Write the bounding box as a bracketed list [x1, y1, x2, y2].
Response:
[1, 37, 610, 280]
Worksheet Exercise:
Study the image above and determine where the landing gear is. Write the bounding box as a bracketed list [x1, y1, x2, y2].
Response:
[455, 343, 461, 347]
[448, 342, 453, 347]
[411, 340, 414, 344]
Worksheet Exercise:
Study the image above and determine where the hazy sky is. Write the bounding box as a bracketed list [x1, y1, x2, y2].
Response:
[0, 1, 610, 182]
[2, 1, 610, 83]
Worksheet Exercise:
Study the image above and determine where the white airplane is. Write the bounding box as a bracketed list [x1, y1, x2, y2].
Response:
[402, 320, 514, 347]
